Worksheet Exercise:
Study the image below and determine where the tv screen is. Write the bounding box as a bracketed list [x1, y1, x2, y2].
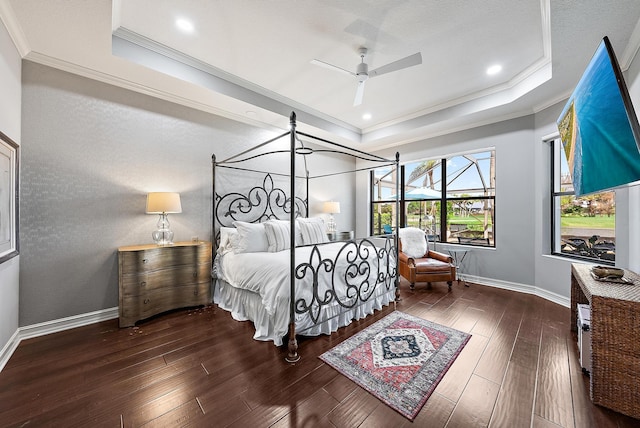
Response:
[557, 36, 640, 196]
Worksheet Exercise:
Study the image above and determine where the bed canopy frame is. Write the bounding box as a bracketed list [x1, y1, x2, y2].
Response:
[212, 112, 400, 361]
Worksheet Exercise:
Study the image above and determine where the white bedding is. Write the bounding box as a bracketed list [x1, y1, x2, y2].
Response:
[214, 241, 396, 345]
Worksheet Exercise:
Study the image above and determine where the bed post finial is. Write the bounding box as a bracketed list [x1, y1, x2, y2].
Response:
[290, 111, 296, 125]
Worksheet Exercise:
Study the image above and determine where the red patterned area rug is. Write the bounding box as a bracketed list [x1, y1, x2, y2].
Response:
[319, 311, 471, 421]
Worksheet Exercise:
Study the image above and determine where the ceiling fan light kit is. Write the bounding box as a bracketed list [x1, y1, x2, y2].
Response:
[312, 47, 422, 106]
[356, 48, 369, 83]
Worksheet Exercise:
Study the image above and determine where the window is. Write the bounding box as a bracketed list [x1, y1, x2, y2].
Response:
[371, 165, 398, 235]
[551, 138, 615, 263]
[370, 150, 495, 247]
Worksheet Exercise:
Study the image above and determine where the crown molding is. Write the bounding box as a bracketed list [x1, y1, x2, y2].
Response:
[24, 50, 288, 132]
[0, 0, 30, 56]
[112, 28, 361, 141]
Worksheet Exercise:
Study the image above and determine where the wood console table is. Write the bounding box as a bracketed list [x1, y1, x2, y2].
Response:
[570, 263, 640, 419]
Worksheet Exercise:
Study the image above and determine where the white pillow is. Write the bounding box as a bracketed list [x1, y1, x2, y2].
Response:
[264, 220, 291, 252]
[218, 226, 238, 254]
[231, 221, 269, 253]
[399, 227, 427, 258]
[271, 219, 303, 246]
[294, 220, 304, 246]
[298, 217, 329, 245]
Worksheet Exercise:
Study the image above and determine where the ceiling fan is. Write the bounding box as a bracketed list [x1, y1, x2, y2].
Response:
[311, 47, 422, 106]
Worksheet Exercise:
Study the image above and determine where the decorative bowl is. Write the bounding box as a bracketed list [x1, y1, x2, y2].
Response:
[591, 265, 624, 279]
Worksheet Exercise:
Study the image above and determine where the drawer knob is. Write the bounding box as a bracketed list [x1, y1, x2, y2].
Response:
[142, 258, 148, 264]
[140, 281, 146, 287]
[144, 298, 150, 304]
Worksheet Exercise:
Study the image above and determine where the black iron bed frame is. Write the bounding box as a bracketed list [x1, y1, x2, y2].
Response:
[212, 112, 400, 362]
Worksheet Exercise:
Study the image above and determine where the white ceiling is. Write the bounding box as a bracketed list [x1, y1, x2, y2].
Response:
[2, 0, 640, 150]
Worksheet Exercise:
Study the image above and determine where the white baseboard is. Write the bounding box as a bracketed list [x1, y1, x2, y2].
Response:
[0, 329, 21, 372]
[461, 274, 570, 308]
[19, 307, 118, 340]
[0, 307, 118, 373]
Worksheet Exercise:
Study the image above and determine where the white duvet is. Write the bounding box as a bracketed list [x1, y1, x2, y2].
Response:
[216, 242, 392, 316]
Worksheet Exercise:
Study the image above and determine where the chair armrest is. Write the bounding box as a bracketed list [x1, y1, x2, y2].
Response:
[398, 251, 415, 267]
[426, 250, 453, 264]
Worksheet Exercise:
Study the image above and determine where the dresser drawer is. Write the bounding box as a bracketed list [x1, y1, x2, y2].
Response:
[120, 283, 211, 327]
[120, 263, 210, 297]
[119, 244, 211, 274]
[118, 241, 213, 327]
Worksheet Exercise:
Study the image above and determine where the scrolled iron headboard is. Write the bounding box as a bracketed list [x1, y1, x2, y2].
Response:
[214, 173, 307, 228]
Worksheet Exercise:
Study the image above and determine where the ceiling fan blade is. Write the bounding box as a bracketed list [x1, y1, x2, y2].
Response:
[369, 52, 422, 78]
[353, 81, 366, 106]
[310, 59, 355, 77]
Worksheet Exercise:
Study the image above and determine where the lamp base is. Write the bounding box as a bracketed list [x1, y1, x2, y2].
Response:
[152, 213, 174, 245]
[327, 214, 336, 233]
[152, 230, 174, 245]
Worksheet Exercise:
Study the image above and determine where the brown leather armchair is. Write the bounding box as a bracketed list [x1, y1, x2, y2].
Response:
[398, 239, 456, 290]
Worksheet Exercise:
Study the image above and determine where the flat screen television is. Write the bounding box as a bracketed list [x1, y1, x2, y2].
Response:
[557, 36, 640, 196]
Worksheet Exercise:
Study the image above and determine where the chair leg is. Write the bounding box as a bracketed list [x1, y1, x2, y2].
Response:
[410, 282, 415, 290]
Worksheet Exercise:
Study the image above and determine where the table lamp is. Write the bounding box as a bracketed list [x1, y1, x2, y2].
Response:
[323, 201, 340, 233]
[146, 192, 182, 245]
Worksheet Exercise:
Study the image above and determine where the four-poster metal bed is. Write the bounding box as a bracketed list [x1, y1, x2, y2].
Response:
[212, 112, 400, 361]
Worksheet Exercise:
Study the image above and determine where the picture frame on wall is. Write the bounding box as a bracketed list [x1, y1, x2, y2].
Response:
[0, 130, 19, 264]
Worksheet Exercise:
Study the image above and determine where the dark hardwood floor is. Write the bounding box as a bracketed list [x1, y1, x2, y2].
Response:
[1, 279, 638, 427]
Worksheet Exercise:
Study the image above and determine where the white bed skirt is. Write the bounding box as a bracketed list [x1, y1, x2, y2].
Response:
[213, 278, 396, 346]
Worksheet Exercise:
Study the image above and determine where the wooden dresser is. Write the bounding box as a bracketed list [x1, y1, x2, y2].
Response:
[118, 241, 212, 327]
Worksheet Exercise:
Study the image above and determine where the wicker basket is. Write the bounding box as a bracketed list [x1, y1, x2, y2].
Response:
[570, 263, 640, 419]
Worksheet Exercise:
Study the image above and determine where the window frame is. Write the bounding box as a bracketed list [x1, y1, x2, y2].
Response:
[369, 165, 399, 235]
[549, 137, 615, 265]
[370, 149, 495, 248]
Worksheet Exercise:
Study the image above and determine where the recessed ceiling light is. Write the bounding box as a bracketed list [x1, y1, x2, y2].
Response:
[176, 18, 194, 33]
[362, 113, 372, 120]
[486, 64, 502, 76]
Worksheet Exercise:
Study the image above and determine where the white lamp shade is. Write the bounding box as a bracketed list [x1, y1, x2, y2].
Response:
[323, 201, 340, 214]
[146, 192, 182, 214]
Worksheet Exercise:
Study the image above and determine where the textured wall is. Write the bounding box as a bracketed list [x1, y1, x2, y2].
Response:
[20, 62, 357, 326]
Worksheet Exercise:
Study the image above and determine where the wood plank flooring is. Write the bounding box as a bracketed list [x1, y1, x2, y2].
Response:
[1, 279, 638, 427]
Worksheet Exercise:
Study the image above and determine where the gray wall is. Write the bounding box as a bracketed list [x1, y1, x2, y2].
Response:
[20, 61, 355, 327]
[0, 17, 21, 360]
[363, 116, 537, 288]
